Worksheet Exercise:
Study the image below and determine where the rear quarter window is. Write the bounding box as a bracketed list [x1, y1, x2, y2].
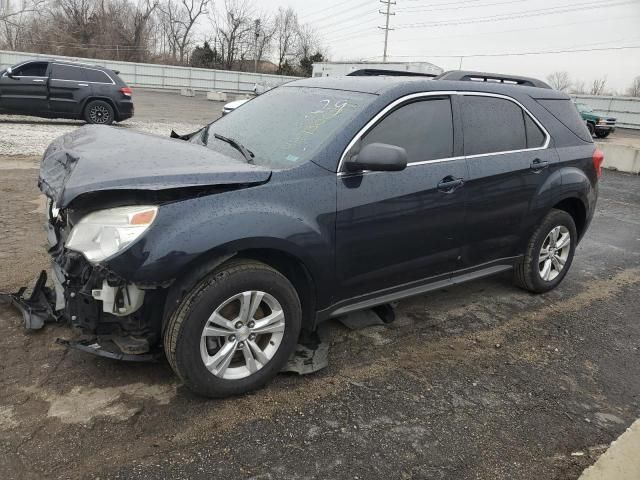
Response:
[537, 99, 592, 143]
[84, 69, 113, 84]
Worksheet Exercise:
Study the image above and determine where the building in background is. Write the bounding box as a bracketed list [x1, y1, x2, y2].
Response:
[311, 61, 443, 78]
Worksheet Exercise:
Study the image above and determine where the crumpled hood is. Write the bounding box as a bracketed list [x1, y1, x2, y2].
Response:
[39, 125, 271, 208]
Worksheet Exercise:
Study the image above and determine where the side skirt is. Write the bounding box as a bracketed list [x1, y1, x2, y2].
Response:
[315, 257, 520, 324]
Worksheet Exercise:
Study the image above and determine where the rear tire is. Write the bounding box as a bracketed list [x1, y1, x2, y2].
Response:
[514, 209, 577, 293]
[84, 100, 115, 125]
[164, 259, 301, 398]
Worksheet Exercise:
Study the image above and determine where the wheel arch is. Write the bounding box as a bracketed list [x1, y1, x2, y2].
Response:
[552, 196, 588, 240]
[162, 244, 319, 334]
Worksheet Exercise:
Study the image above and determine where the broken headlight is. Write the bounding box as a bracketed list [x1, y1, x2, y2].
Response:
[66, 206, 158, 262]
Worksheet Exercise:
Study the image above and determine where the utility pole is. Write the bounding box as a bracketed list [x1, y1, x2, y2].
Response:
[378, 0, 396, 62]
[254, 18, 261, 73]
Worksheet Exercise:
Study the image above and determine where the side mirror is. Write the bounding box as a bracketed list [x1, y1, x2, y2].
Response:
[344, 142, 408, 172]
[6, 67, 14, 78]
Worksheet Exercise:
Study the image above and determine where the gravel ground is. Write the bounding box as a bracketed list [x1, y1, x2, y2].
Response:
[0, 92, 639, 479]
[0, 90, 225, 156]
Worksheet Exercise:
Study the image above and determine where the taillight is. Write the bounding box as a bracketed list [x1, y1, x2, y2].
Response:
[120, 87, 132, 97]
[593, 148, 604, 178]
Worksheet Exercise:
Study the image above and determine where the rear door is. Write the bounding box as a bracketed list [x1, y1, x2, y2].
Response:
[460, 93, 556, 267]
[0, 61, 49, 113]
[49, 63, 90, 115]
[335, 95, 469, 301]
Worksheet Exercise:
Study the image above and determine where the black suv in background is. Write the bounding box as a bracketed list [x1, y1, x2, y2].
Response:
[7, 70, 602, 398]
[0, 60, 133, 124]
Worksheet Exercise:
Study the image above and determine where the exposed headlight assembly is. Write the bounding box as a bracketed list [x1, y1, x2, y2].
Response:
[66, 205, 158, 262]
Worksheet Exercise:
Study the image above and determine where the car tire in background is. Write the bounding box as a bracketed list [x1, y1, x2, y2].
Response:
[164, 259, 302, 398]
[586, 122, 595, 137]
[84, 99, 115, 125]
[595, 131, 611, 139]
[513, 209, 577, 294]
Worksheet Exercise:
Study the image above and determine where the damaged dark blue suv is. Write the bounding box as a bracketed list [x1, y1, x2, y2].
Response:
[6, 71, 602, 398]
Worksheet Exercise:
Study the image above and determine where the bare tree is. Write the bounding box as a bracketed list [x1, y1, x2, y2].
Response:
[571, 80, 586, 94]
[1, 0, 46, 49]
[590, 76, 607, 95]
[254, 14, 276, 71]
[628, 76, 640, 97]
[274, 6, 298, 74]
[158, 0, 208, 63]
[213, 0, 254, 70]
[546, 71, 571, 92]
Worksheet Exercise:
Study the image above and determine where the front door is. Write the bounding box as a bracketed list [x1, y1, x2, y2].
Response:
[335, 95, 469, 302]
[0, 61, 49, 114]
[459, 94, 558, 266]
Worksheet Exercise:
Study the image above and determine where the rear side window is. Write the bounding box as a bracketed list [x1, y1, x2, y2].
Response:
[525, 115, 546, 148]
[537, 99, 592, 143]
[361, 97, 454, 162]
[13, 62, 48, 77]
[84, 69, 113, 84]
[51, 64, 86, 82]
[462, 96, 527, 155]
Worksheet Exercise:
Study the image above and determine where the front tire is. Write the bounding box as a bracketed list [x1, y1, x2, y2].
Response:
[84, 99, 115, 125]
[514, 209, 577, 293]
[164, 259, 302, 398]
[587, 123, 595, 137]
[595, 130, 611, 139]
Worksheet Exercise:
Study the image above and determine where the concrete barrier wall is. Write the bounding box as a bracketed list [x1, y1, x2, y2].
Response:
[572, 94, 640, 130]
[0, 50, 299, 94]
[599, 142, 640, 174]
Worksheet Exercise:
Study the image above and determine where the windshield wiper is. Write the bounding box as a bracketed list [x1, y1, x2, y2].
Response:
[213, 133, 255, 164]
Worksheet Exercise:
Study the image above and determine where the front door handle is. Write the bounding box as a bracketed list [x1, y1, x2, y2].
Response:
[78, 83, 89, 87]
[33, 79, 45, 83]
[437, 176, 464, 192]
[530, 158, 549, 172]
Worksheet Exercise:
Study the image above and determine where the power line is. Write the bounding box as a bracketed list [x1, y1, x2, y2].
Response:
[379, 0, 395, 62]
[395, 0, 637, 29]
[396, 0, 526, 13]
[376, 44, 640, 59]
[299, 0, 372, 22]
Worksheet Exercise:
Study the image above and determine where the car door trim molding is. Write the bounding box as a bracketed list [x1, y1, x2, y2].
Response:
[336, 90, 551, 174]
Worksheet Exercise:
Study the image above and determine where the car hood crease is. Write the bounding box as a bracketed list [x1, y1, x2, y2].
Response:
[39, 125, 272, 207]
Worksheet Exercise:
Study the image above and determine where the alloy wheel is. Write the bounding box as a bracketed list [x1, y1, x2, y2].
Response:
[538, 225, 571, 281]
[89, 104, 111, 124]
[200, 291, 285, 380]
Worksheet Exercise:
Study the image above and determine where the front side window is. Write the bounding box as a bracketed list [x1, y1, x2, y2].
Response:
[462, 96, 529, 156]
[12, 62, 48, 77]
[359, 97, 454, 163]
[203, 86, 374, 169]
[51, 64, 86, 82]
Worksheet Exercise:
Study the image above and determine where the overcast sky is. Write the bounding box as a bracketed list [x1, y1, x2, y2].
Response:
[249, 0, 640, 93]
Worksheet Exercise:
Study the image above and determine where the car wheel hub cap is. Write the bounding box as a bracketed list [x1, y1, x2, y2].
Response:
[538, 225, 570, 282]
[200, 291, 285, 380]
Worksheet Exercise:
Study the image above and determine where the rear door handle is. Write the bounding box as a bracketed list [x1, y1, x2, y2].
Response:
[33, 79, 45, 83]
[530, 158, 549, 171]
[78, 83, 88, 87]
[437, 176, 464, 192]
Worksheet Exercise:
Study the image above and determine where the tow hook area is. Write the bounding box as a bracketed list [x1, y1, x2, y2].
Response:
[0, 270, 58, 330]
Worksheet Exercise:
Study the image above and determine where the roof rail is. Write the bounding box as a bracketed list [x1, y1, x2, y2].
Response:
[435, 70, 552, 89]
[347, 68, 437, 78]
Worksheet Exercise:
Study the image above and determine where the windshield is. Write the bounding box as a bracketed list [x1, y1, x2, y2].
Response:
[202, 86, 374, 169]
